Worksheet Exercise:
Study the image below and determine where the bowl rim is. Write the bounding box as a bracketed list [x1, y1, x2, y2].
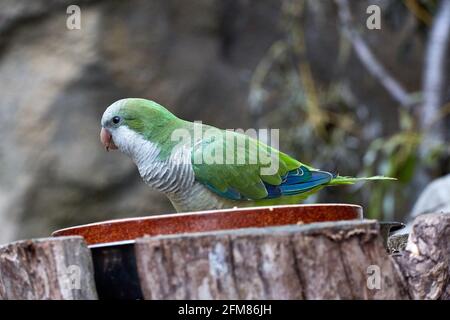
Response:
[52, 203, 363, 236]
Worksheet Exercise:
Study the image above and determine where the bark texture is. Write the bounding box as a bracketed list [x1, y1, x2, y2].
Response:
[393, 213, 450, 300]
[0, 236, 97, 300]
[135, 220, 408, 299]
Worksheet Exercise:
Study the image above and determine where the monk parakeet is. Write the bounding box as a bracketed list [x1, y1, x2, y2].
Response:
[100, 98, 392, 212]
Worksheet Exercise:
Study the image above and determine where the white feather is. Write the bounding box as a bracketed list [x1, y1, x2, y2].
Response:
[111, 125, 196, 195]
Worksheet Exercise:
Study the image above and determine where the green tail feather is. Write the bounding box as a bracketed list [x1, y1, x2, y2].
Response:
[327, 175, 396, 185]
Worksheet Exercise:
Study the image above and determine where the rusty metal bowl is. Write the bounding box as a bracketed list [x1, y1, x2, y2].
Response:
[52, 204, 362, 245]
[51, 204, 363, 299]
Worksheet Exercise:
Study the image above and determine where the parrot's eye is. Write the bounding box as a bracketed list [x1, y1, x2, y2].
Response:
[112, 116, 121, 124]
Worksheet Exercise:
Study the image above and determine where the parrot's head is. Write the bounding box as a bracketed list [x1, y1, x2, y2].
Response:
[100, 98, 178, 155]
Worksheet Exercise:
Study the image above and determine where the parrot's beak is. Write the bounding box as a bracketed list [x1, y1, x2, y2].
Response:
[100, 128, 118, 152]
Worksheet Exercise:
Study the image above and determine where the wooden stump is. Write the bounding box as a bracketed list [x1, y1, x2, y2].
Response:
[0, 236, 97, 300]
[392, 213, 450, 300]
[135, 220, 408, 299]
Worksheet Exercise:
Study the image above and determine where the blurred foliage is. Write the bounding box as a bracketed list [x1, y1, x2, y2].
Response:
[248, 0, 449, 220]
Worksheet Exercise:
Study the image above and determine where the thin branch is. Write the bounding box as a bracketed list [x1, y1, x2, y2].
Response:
[420, 0, 450, 135]
[404, 0, 432, 25]
[335, 0, 414, 109]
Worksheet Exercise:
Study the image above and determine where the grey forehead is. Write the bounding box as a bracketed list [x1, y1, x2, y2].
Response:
[101, 100, 126, 125]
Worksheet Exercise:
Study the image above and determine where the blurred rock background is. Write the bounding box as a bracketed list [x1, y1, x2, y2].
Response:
[0, 0, 448, 243]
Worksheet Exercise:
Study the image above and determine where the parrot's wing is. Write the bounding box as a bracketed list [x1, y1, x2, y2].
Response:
[191, 130, 333, 200]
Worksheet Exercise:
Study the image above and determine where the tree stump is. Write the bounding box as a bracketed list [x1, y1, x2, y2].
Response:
[1, 213, 448, 300]
[0, 236, 97, 300]
[392, 213, 450, 300]
[135, 220, 408, 299]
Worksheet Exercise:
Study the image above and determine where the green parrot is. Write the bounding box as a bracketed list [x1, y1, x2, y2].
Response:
[100, 98, 393, 212]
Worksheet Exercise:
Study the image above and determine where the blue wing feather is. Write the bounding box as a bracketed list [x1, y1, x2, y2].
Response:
[282, 167, 312, 185]
[267, 166, 332, 197]
[203, 165, 333, 200]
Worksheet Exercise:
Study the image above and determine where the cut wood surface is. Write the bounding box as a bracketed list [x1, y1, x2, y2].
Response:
[0, 236, 97, 300]
[135, 220, 408, 299]
[393, 213, 450, 300]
